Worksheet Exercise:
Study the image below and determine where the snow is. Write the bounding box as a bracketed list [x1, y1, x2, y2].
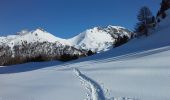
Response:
[157, 10, 170, 28]
[0, 69, 86, 100]
[1, 47, 169, 100]
[68, 27, 114, 52]
[8, 41, 15, 57]
[68, 26, 132, 52]
[0, 37, 6, 45]
[74, 68, 105, 100]
[0, 35, 17, 45]
[106, 25, 132, 38]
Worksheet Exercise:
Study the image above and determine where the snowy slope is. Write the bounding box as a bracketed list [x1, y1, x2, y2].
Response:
[0, 44, 170, 100]
[0, 35, 16, 45]
[68, 27, 114, 52]
[0, 37, 6, 45]
[68, 26, 132, 52]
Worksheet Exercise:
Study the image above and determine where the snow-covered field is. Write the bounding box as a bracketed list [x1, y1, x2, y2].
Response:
[0, 45, 170, 100]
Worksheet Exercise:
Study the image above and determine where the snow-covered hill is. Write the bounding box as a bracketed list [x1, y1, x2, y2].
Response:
[68, 26, 133, 52]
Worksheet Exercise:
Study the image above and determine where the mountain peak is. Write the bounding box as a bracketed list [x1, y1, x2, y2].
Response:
[107, 25, 125, 29]
[16, 28, 47, 36]
[30, 28, 48, 35]
[16, 30, 29, 36]
[33, 28, 46, 33]
[68, 25, 133, 52]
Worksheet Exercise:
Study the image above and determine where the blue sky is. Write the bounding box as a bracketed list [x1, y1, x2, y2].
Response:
[0, 0, 161, 38]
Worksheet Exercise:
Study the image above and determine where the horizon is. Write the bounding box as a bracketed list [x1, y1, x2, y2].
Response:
[0, 0, 160, 38]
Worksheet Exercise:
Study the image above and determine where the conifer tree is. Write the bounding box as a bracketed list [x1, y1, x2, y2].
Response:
[135, 6, 154, 36]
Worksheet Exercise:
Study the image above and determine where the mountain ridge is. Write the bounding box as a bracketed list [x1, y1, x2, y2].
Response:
[0, 25, 133, 53]
[0, 25, 133, 65]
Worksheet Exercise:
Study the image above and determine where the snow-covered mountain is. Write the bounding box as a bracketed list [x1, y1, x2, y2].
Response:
[0, 28, 69, 45]
[0, 25, 133, 53]
[68, 25, 133, 52]
[0, 25, 133, 65]
[0, 29, 86, 65]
